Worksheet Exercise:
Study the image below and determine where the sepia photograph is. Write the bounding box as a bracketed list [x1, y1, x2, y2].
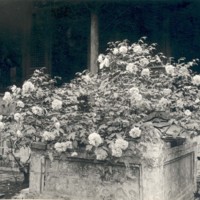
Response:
[0, 0, 200, 199]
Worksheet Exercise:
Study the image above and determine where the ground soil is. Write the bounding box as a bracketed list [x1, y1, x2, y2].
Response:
[0, 169, 28, 199]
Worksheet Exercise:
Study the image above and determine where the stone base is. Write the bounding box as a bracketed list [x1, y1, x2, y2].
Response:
[29, 140, 197, 200]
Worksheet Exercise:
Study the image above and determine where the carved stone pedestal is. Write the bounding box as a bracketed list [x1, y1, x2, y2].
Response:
[29, 140, 197, 200]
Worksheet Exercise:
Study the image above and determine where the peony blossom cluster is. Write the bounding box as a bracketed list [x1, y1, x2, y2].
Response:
[140, 58, 149, 67]
[98, 55, 110, 69]
[179, 67, 189, 77]
[88, 132, 103, 147]
[129, 127, 142, 138]
[129, 87, 139, 94]
[162, 89, 172, 96]
[192, 75, 200, 86]
[185, 109, 192, 116]
[132, 45, 143, 54]
[51, 99, 62, 110]
[126, 63, 138, 74]
[14, 113, 23, 122]
[54, 122, 61, 129]
[31, 106, 44, 116]
[115, 138, 129, 150]
[95, 148, 108, 160]
[129, 87, 143, 103]
[3, 92, 12, 103]
[110, 138, 128, 158]
[71, 152, 78, 157]
[165, 64, 175, 76]
[36, 89, 45, 99]
[11, 85, 21, 96]
[16, 100, 25, 108]
[22, 81, 35, 96]
[54, 141, 73, 153]
[158, 97, 169, 108]
[16, 130, 23, 138]
[119, 46, 128, 54]
[112, 48, 119, 55]
[42, 131, 56, 141]
[141, 68, 150, 77]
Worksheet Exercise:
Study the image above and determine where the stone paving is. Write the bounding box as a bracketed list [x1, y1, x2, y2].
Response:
[0, 168, 25, 199]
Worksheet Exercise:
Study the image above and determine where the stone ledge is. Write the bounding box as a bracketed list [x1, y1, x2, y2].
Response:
[31, 142, 47, 150]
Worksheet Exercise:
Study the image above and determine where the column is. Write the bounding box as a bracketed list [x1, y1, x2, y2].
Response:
[90, 11, 99, 74]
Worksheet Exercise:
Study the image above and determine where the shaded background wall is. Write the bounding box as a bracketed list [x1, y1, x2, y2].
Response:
[0, 0, 199, 90]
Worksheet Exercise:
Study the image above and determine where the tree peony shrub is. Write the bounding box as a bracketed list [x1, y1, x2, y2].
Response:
[2, 37, 200, 165]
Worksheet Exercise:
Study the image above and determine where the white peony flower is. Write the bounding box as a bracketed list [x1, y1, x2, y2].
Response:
[54, 142, 66, 152]
[179, 67, 189, 76]
[129, 87, 139, 95]
[133, 93, 143, 102]
[0, 122, 5, 131]
[126, 63, 138, 74]
[163, 89, 172, 96]
[140, 58, 149, 67]
[31, 106, 43, 116]
[3, 92, 12, 103]
[88, 132, 103, 147]
[14, 113, 23, 122]
[54, 122, 61, 129]
[129, 127, 142, 138]
[99, 62, 104, 69]
[185, 109, 191, 116]
[119, 46, 128, 54]
[52, 99, 62, 110]
[55, 88, 65, 95]
[158, 97, 169, 107]
[113, 48, 119, 55]
[95, 148, 108, 160]
[104, 57, 110, 67]
[54, 141, 72, 152]
[133, 45, 143, 54]
[22, 81, 35, 95]
[16, 130, 23, 138]
[36, 89, 45, 99]
[113, 93, 119, 99]
[71, 152, 78, 157]
[143, 49, 150, 55]
[97, 54, 104, 63]
[115, 138, 128, 150]
[111, 144, 123, 158]
[16, 100, 25, 108]
[141, 68, 150, 77]
[192, 75, 200, 86]
[195, 98, 200, 103]
[42, 131, 56, 141]
[165, 64, 175, 76]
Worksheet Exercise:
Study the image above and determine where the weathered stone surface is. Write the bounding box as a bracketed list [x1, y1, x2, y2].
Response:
[29, 140, 197, 200]
[44, 160, 140, 200]
[164, 153, 194, 200]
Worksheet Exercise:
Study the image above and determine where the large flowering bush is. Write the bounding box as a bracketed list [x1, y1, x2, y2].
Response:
[2, 37, 200, 164]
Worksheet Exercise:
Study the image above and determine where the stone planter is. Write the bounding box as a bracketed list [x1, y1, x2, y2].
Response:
[29, 139, 197, 200]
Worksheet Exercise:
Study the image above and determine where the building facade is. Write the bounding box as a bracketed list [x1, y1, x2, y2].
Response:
[0, 0, 199, 89]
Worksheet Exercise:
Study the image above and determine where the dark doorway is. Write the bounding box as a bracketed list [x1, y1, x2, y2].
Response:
[51, 5, 90, 84]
